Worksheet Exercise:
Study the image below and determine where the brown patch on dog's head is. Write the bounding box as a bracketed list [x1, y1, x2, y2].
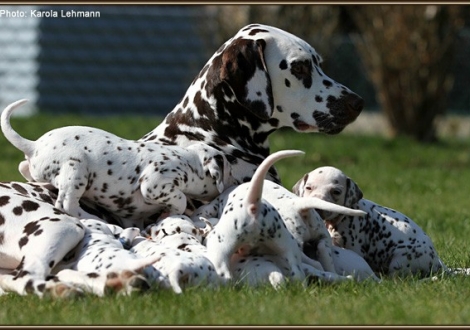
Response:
[208, 37, 274, 120]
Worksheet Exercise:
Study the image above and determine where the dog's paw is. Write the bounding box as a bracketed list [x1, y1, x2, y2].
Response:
[104, 270, 151, 296]
[44, 282, 85, 299]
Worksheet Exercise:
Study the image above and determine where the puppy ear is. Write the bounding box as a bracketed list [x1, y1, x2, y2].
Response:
[292, 173, 309, 196]
[217, 38, 274, 120]
[198, 217, 214, 236]
[344, 177, 363, 207]
[207, 154, 227, 193]
[220, 154, 234, 191]
[18, 160, 34, 181]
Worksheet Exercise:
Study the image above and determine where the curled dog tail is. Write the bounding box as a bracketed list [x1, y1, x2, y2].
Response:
[1, 99, 35, 157]
[245, 150, 305, 217]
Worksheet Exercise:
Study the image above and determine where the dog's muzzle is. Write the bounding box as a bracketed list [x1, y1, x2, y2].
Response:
[315, 93, 364, 134]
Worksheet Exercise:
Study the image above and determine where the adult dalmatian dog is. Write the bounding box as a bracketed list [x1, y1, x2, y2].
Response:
[0, 23, 363, 296]
[141, 23, 363, 184]
[292, 166, 447, 278]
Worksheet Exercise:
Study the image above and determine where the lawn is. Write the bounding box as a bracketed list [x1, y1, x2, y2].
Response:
[1, 113, 470, 325]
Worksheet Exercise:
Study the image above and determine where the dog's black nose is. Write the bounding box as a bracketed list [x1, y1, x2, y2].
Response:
[347, 94, 364, 116]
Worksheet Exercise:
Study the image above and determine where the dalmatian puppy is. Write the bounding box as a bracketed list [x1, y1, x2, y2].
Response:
[1, 99, 235, 229]
[51, 219, 169, 296]
[0, 181, 165, 298]
[293, 166, 446, 278]
[230, 236, 380, 288]
[197, 150, 367, 284]
[230, 252, 359, 290]
[0, 181, 86, 297]
[129, 233, 220, 294]
[142, 24, 364, 185]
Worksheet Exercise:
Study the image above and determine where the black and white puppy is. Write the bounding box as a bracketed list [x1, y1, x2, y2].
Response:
[1, 99, 235, 229]
[293, 166, 446, 278]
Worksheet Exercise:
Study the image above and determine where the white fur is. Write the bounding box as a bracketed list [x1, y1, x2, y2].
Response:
[1, 99, 235, 229]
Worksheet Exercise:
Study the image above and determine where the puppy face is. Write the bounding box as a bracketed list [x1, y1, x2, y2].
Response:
[292, 166, 363, 222]
[142, 215, 206, 243]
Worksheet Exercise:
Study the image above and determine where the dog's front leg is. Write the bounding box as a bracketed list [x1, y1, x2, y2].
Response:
[315, 238, 337, 273]
[204, 228, 239, 283]
[301, 252, 324, 271]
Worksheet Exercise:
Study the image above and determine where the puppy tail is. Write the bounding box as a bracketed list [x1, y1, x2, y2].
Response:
[245, 150, 304, 217]
[1, 99, 35, 156]
[295, 197, 367, 217]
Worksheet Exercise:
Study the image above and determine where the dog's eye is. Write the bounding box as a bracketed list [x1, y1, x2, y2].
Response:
[304, 185, 312, 191]
[332, 188, 342, 196]
[290, 62, 310, 77]
[290, 60, 313, 88]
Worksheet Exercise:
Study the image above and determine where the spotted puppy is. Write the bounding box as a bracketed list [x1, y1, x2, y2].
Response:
[129, 230, 220, 294]
[52, 219, 168, 296]
[197, 150, 366, 283]
[0, 181, 86, 297]
[229, 249, 372, 290]
[293, 166, 446, 278]
[1, 99, 235, 229]
[0, 181, 157, 297]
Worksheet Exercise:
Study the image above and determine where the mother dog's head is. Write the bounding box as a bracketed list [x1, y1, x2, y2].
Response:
[206, 23, 364, 135]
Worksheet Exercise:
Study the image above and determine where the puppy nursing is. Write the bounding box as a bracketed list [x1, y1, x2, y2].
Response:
[1, 99, 235, 229]
[194, 150, 367, 284]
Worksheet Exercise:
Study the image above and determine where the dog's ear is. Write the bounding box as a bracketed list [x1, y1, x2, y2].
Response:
[207, 154, 228, 193]
[220, 154, 235, 191]
[344, 177, 363, 207]
[292, 173, 309, 196]
[198, 216, 214, 237]
[217, 38, 274, 120]
[18, 160, 34, 182]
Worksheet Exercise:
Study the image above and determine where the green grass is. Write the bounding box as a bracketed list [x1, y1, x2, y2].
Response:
[2, 114, 470, 325]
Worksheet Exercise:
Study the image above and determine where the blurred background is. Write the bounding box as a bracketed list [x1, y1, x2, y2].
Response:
[0, 4, 469, 142]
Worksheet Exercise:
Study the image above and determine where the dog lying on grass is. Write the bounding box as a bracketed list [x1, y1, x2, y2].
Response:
[293, 166, 446, 278]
